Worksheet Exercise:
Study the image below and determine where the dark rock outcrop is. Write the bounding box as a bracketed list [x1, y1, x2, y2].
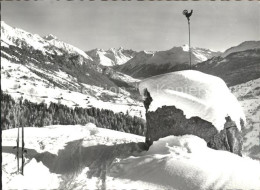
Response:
[145, 102, 243, 156]
[207, 116, 243, 156]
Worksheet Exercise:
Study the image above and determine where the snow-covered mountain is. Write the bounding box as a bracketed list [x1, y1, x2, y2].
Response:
[115, 45, 221, 78]
[115, 41, 260, 86]
[1, 21, 93, 61]
[86, 47, 137, 66]
[221, 41, 260, 57]
[1, 21, 143, 117]
[43, 34, 94, 61]
[3, 124, 260, 189]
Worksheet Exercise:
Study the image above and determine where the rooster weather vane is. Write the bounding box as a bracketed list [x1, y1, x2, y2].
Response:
[183, 9, 193, 69]
[183, 10, 193, 21]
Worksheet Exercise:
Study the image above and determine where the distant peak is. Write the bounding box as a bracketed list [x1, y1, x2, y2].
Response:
[1, 20, 6, 26]
[108, 47, 125, 51]
[238, 40, 260, 47]
[169, 45, 189, 52]
[1, 21, 13, 30]
[95, 48, 105, 52]
[143, 50, 154, 54]
[181, 44, 189, 51]
[241, 40, 260, 44]
[43, 34, 58, 41]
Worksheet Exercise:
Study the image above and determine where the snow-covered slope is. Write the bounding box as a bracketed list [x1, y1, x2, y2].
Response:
[43, 34, 93, 61]
[169, 45, 220, 63]
[230, 78, 260, 159]
[222, 41, 260, 57]
[1, 21, 48, 51]
[86, 47, 136, 66]
[1, 21, 144, 118]
[1, 58, 144, 118]
[116, 45, 220, 78]
[3, 124, 260, 189]
[139, 70, 245, 131]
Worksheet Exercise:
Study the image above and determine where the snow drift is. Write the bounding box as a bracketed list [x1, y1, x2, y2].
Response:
[139, 70, 246, 131]
[108, 135, 260, 190]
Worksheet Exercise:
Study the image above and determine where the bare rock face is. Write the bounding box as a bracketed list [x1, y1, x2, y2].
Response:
[146, 106, 218, 143]
[144, 99, 243, 156]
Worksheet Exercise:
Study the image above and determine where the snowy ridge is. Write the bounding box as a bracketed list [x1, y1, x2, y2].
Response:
[192, 46, 219, 62]
[116, 45, 221, 78]
[86, 47, 136, 66]
[222, 41, 260, 57]
[182, 44, 189, 51]
[1, 21, 49, 51]
[149, 45, 220, 65]
[44, 35, 93, 61]
[1, 21, 92, 61]
[108, 47, 133, 65]
[139, 70, 246, 131]
[1, 22, 144, 118]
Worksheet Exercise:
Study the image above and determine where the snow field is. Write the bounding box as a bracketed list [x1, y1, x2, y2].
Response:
[3, 124, 260, 190]
[1, 57, 145, 118]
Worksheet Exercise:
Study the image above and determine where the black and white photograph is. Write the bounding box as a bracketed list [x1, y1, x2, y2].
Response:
[1, 0, 260, 189]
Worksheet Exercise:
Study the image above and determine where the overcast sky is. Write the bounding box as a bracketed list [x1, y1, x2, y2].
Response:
[2, 1, 260, 52]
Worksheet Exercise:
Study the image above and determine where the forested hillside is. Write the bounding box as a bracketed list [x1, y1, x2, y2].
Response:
[1, 91, 146, 136]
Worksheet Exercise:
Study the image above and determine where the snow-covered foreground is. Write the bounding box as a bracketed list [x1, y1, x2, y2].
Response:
[108, 135, 260, 190]
[2, 124, 260, 190]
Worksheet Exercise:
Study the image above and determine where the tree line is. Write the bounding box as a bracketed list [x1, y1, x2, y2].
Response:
[1, 91, 146, 136]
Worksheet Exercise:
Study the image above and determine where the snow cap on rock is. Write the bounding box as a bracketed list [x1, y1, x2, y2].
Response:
[139, 70, 246, 131]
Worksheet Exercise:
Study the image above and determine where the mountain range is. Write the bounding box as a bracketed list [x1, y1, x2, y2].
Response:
[1, 21, 259, 108]
[114, 41, 260, 85]
[221, 41, 260, 57]
[195, 47, 260, 86]
[1, 21, 144, 118]
[2, 21, 259, 97]
[86, 47, 136, 66]
[84, 39, 259, 87]
[114, 45, 221, 78]
[0, 21, 140, 89]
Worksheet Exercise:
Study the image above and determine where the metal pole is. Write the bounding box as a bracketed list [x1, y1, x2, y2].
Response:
[17, 125, 20, 174]
[188, 20, 191, 69]
[183, 9, 193, 70]
[21, 125, 24, 175]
